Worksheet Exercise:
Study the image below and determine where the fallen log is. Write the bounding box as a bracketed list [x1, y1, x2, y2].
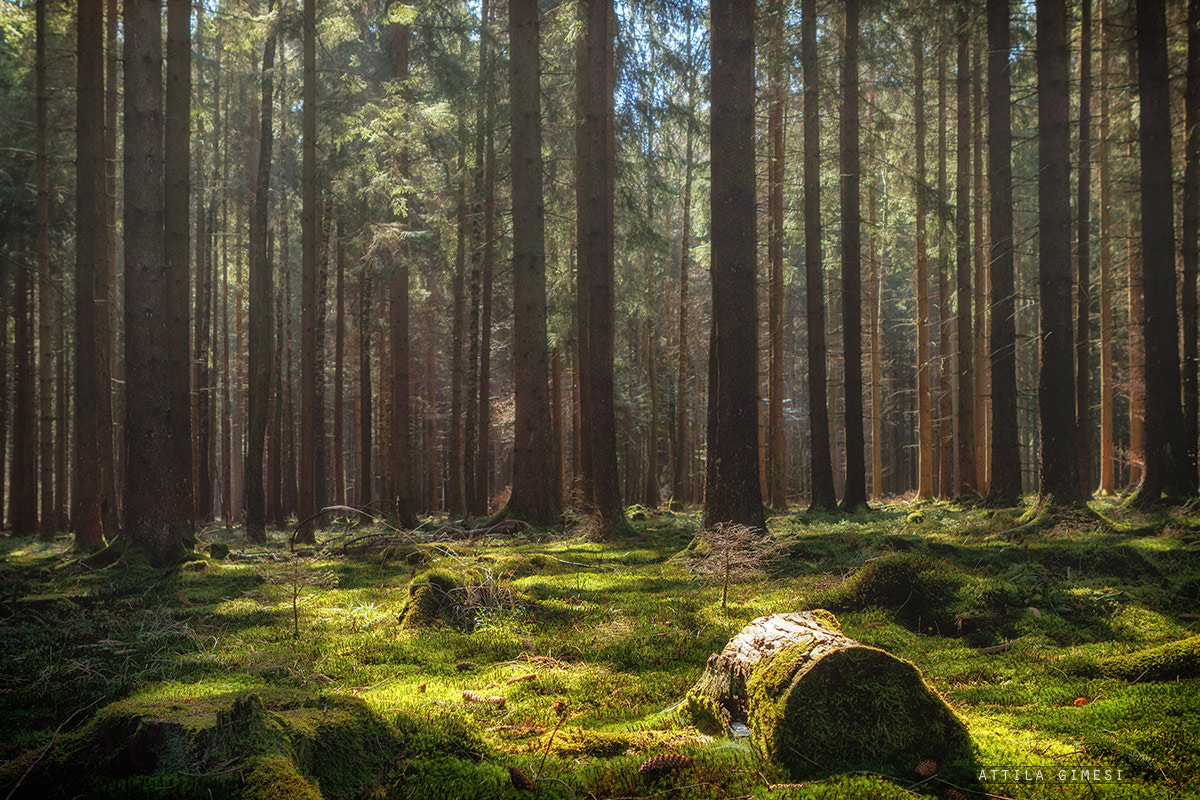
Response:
[685, 611, 974, 780]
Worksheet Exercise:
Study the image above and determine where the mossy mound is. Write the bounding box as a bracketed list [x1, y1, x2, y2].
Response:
[540, 727, 633, 757]
[811, 554, 965, 632]
[746, 642, 975, 781]
[0, 687, 408, 799]
[398, 567, 466, 630]
[1096, 637, 1200, 681]
[489, 552, 562, 579]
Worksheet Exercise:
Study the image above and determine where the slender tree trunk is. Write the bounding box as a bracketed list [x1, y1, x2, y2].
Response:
[36, 0, 53, 539]
[704, 0, 766, 530]
[1134, 0, 1192, 501]
[766, 0, 787, 510]
[577, 0, 627, 534]
[100, 0, 120, 535]
[124, 0, 189, 564]
[803, 0, 836, 511]
[936, 25, 953, 500]
[672, 6, 696, 509]
[506, 0, 560, 524]
[166, 0, 194, 527]
[972, 34, 988, 491]
[1076, 0, 1094, 497]
[867, 108, 882, 499]
[222, 223, 233, 529]
[11, 256, 36, 536]
[333, 212, 346, 507]
[358, 268, 373, 509]
[74, 0, 105, 550]
[424, 279, 438, 511]
[1097, 0, 1115, 494]
[245, 14, 276, 542]
[476, 114, 495, 516]
[1037, 0, 1080, 502]
[1127, 38, 1144, 488]
[988, 0, 1021, 504]
[269, 227, 284, 525]
[552, 346, 565, 508]
[297, 0, 319, 542]
[953, 4, 976, 497]
[447, 127, 467, 516]
[388, 23, 418, 528]
[839, 0, 868, 511]
[1183, 0, 1200, 489]
[914, 25, 934, 500]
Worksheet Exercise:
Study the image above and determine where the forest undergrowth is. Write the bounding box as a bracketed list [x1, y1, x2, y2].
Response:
[1, 497, 1198, 799]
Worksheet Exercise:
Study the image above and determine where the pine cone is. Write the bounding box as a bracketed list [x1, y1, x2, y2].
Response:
[463, 689, 486, 703]
[638, 752, 693, 780]
[509, 766, 536, 791]
[942, 790, 966, 800]
[915, 759, 939, 778]
[487, 695, 507, 707]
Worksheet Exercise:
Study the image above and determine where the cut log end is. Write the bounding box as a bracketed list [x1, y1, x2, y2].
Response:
[686, 611, 975, 781]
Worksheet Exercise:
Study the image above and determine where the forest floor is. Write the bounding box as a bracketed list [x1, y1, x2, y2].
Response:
[0, 498, 1198, 799]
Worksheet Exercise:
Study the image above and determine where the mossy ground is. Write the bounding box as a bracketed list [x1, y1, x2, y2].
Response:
[1, 497, 1198, 798]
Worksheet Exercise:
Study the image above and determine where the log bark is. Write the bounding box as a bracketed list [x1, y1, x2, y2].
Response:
[686, 612, 973, 780]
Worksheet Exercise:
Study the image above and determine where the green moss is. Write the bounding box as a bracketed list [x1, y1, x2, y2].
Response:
[683, 690, 730, 735]
[542, 727, 633, 757]
[1096, 637, 1200, 681]
[243, 754, 322, 800]
[747, 642, 975, 782]
[398, 568, 463, 630]
[811, 553, 964, 632]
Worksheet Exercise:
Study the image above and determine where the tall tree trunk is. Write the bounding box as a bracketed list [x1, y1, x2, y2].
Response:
[1134, 0, 1192, 501]
[704, 0, 766, 530]
[914, 24, 934, 500]
[297, 0, 319, 542]
[100, 0, 119, 535]
[476, 113, 495, 516]
[506, 0, 559, 524]
[766, 0, 787, 510]
[1097, 0, 1116, 494]
[447, 126, 467, 516]
[672, 5, 696, 509]
[11, 255, 36, 536]
[358, 268, 373, 509]
[1127, 37, 1144, 488]
[1182, 0, 1200, 490]
[1037, 0, 1080, 502]
[552, 346, 565, 507]
[269, 227, 284, 524]
[245, 13, 276, 543]
[936, 23, 953, 500]
[867, 104, 882, 499]
[124, 0, 189, 564]
[74, 0, 105, 550]
[955, 3, 977, 497]
[166, 0, 194, 527]
[333, 212, 346, 507]
[221, 220, 233, 529]
[1076, 0, 1095, 497]
[803, 0, 836, 511]
[987, 0, 1021, 504]
[577, 0, 627, 534]
[840, 0, 868, 511]
[36, 0, 53, 539]
[972, 34, 988, 491]
[424, 286, 438, 512]
[388, 23, 418, 529]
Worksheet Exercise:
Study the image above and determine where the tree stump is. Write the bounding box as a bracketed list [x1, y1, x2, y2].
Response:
[685, 611, 974, 780]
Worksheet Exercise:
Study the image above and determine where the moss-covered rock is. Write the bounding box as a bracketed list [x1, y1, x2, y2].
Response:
[1095, 636, 1200, 681]
[812, 553, 965, 632]
[746, 642, 975, 781]
[243, 754, 322, 800]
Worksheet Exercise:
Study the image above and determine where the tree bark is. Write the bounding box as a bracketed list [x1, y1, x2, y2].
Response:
[74, 0, 105, 550]
[358, 268, 373, 509]
[914, 24, 934, 501]
[124, 0, 189, 564]
[1037, 0, 1081, 502]
[955, 3, 977, 497]
[704, 0, 765, 530]
[1076, 0, 1095, 497]
[297, 0, 319, 543]
[1097, 0, 1115, 494]
[100, 0, 120, 535]
[505, 0, 559, 525]
[987, 0, 1021, 504]
[245, 13, 276, 543]
[803, 0, 836, 512]
[577, 0, 627, 534]
[767, 0, 787, 510]
[1134, 0, 1192, 501]
[672, 6, 696, 509]
[1183, 0, 1200, 490]
[333, 212, 346, 507]
[936, 22, 953, 500]
[447, 125, 467, 517]
[36, 0, 53, 539]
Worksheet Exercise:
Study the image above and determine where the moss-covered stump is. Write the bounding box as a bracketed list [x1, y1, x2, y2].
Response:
[685, 611, 975, 782]
[0, 687, 406, 799]
[1096, 636, 1200, 681]
[398, 567, 465, 630]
